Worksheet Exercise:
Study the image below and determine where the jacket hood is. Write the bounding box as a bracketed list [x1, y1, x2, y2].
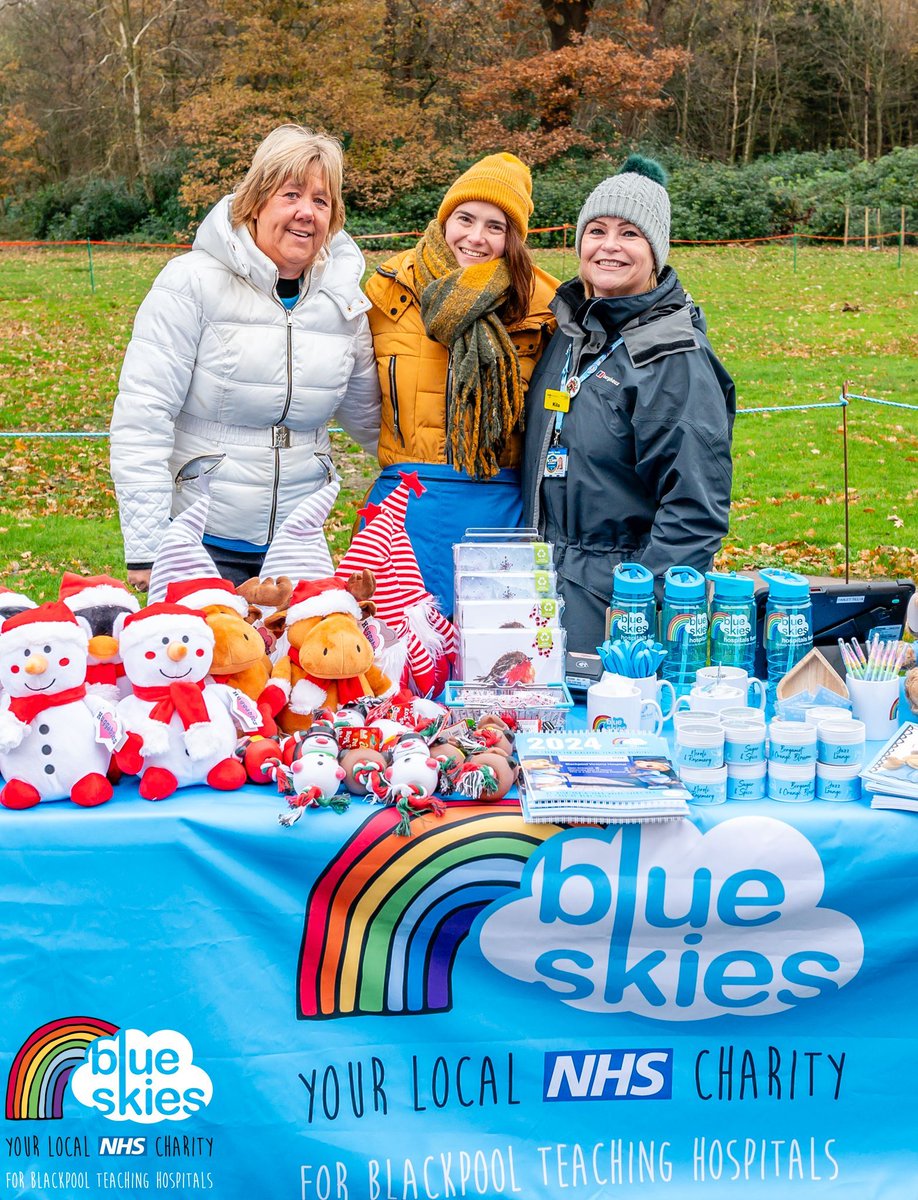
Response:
[552, 266, 705, 340]
[192, 195, 369, 317]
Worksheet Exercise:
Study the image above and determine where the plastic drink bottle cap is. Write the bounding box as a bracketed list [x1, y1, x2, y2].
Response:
[611, 562, 655, 598]
[706, 571, 755, 600]
[760, 567, 810, 602]
[663, 565, 706, 603]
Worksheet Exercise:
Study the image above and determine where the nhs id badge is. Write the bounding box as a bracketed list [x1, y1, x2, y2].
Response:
[543, 446, 568, 479]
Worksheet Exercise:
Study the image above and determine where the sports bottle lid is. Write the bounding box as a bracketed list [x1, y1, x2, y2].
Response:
[663, 565, 705, 603]
[760, 567, 810, 602]
[611, 562, 654, 599]
[706, 571, 755, 601]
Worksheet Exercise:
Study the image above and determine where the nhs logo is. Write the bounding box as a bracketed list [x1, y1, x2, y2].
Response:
[98, 1136, 148, 1155]
[544, 1049, 672, 1101]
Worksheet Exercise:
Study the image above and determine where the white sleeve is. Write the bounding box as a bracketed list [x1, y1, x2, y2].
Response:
[333, 315, 381, 456]
[109, 261, 203, 563]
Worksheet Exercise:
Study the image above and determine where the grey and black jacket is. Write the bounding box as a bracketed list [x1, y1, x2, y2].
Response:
[521, 268, 736, 654]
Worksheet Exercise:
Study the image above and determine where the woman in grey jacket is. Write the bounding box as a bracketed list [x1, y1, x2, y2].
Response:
[522, 156, 735, 653]
[110, 124, 380, 589]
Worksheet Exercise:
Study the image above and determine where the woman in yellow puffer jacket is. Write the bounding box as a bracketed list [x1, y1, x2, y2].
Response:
[364, 153, 558, 612]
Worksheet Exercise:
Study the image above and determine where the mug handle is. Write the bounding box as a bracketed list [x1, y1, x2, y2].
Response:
[640, 700, 664, 736]
[670, 696, 691, 722]
[657, 679, 676, 719]
[747, 677, 766, 710]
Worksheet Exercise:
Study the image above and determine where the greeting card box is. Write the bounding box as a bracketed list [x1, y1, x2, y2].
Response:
[454, 570, 558, 602]
[458, 626, 567, 686]
[455, 596, 563, 630]
[453, 541, 553, 573]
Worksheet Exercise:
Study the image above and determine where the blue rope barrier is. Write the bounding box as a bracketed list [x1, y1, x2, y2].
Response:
[737, 400, 848, 415]
[845, 393, 918, 412]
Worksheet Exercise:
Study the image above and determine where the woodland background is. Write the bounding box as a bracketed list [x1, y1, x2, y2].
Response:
[0, 0, 916, 243]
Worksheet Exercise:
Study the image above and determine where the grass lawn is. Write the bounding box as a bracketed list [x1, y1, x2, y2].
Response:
[0, 243, 915, 602]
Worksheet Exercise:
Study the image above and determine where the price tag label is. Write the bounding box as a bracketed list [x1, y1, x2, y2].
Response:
[230, 690, 262, 732]
[95, 709, 127, 752]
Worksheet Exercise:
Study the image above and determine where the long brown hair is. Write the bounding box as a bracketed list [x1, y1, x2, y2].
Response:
[498, 219, 535, 327]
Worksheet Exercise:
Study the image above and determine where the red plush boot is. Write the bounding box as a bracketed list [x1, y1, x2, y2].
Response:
[0, 779, 42, 810]
[139, 767, 179, 802]
[207, 758, 247, 791]
[71, 772, 114, 808]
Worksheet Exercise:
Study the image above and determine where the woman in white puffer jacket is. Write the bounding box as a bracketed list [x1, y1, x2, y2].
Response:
[109, 124, 381, 589]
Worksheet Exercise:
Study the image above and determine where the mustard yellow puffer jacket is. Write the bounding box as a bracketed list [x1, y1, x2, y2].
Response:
[366, 250, 558, 470]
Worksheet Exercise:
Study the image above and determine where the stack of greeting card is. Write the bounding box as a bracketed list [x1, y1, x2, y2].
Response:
[453, 531, 566, 686]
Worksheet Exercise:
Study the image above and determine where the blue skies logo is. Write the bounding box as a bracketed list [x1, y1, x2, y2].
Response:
[544, 1050, 672, 1101]
[70, 1029, 213, 1123]
[479, 816, 864, 1020]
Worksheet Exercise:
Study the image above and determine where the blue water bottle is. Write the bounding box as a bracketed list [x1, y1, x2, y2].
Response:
[661, 566, 709, 696]
[608, 562, 656, 645]
[707, 571, 757, 676]
[760, 568, 813, 709]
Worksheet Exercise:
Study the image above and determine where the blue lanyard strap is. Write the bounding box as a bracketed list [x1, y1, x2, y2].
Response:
[553, 336, 623, 438]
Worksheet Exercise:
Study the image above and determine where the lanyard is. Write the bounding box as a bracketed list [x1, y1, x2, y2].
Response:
[551, 336, 623, 442]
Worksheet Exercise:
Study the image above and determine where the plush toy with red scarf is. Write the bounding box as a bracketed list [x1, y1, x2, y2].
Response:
[58, 572, 140, 702]
[0, 602, 132, 809]
[261, 573, 394, 736]
[115, 602, 248, 801]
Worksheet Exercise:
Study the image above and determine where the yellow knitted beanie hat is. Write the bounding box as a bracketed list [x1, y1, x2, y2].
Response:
[437, 153, 534, 239]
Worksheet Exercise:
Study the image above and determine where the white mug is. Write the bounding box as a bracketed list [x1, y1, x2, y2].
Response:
[587, 679, 663, 736]
[673, 684, 746, 719]
[602, 671, 676, 719]
[846, 677, 900, 741]
[695, 666, 765, 710]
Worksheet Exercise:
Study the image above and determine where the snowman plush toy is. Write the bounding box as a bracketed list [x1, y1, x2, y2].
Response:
[0, 601, 127, 809]
[116, 602, 249, 801]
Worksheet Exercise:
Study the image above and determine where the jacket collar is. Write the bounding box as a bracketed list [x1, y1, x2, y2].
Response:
[552, 267, 686, 342]
[192, 195, 370, 319]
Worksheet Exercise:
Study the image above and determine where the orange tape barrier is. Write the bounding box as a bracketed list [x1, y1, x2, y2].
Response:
[0, 227, 913, 251]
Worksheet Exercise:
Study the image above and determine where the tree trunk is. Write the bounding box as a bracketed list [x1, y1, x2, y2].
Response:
[538, 0, 594, 51]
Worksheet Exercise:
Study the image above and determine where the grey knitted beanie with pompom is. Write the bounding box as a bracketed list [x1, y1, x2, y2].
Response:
[575, 155, 670, 272]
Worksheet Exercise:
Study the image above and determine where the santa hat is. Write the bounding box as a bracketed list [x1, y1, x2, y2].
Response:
[58, 572, 141, 615]
[285, 578, 361, 625]
[118, 602, 214, 654]
[0, 586, 37, 619]
[147, 492, 221, 605]
[259, 478, 340, 583]
[0, 601, 88, 656]
[165, 577, 248, 618]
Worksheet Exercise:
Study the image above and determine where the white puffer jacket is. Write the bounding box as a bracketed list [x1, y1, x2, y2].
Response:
[109, 196, 381, 564]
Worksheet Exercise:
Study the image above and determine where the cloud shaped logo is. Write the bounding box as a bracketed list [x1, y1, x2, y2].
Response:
[70, 1028, 213, 1123]
[479, 816, 863, 1020]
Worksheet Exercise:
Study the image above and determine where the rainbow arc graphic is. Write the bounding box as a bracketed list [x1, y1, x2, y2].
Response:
[298, 804, 558, 1019]
[6, 1016, 118, 1120]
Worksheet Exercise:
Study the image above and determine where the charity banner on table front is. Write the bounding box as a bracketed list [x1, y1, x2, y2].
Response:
[1, 786, 917, 1198]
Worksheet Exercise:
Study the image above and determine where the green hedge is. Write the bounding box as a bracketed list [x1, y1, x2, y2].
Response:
[5, 147, 916, 246]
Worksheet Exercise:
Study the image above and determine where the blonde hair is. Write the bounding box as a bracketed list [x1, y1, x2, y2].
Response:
[231, 124, 345, 244]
